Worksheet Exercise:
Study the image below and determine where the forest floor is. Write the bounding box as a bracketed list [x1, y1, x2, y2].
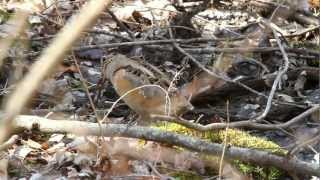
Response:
[0, 0, 319, 179]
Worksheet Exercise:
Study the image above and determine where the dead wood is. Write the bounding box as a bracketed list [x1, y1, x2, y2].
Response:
[11, 115, 320, 177]
[191, 67, 320, 103]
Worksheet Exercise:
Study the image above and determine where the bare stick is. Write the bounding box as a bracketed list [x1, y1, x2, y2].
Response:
[22, 41, 320, 58]
[184, 47, 320, 57]
[72, 54, 103, 130]
[254, 19, 290, 121]
[151, 105, 320, 131]
[289, 133, 320, 155]
[11, 115, 320, 177]
[106, 9, 135, 40]
[166, 21, 268, 100]
[72, 53, 105, 164]
[218, 101, 230, 179]
[172, 36, 267, 98]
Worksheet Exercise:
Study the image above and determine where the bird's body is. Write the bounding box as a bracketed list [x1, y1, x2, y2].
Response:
[106, 54, 193, 122]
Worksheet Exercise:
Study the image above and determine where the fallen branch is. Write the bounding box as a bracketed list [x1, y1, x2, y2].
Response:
[20, 40, 320, 60]
[11, 115, 320, 177]
[184, 47, 320, 57]
[71, 40, 320, 57]
[254, 19, 290, 121]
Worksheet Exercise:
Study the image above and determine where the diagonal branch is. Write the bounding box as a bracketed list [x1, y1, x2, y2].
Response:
[0, 0, 112, 143]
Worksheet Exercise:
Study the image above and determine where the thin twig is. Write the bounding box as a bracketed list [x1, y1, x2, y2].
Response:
[106, 9, 135, 40]
[289, 133, 320, 156]
[167, 68, 184, 93]
[73, 38, 219, 51]
[284, 25, 320, 38]
[72, 54, 103, 138]
[72, 39, 320, 57]
[254, 19, 290, 121]
[88, 29, 132, 41]
[0, 0, 112, 143]
[151, 105, 320, 131]
[218, 101, 230, 180]
[172, 37, 268, 98]
[167, 21, 268, 98]
[17, 40, 320, 59]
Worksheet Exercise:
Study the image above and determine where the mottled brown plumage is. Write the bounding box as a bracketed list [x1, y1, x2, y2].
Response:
[106, 54, 193, 122]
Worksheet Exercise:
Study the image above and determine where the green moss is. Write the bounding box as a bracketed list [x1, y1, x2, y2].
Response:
[154, 122, 286, 179]
[170, 171, 203, 180]
[156, 123, 285, 155]
[236, 160, 282, 180]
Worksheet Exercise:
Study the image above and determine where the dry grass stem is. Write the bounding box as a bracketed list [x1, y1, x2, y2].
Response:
[0, 0, 112, 143]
